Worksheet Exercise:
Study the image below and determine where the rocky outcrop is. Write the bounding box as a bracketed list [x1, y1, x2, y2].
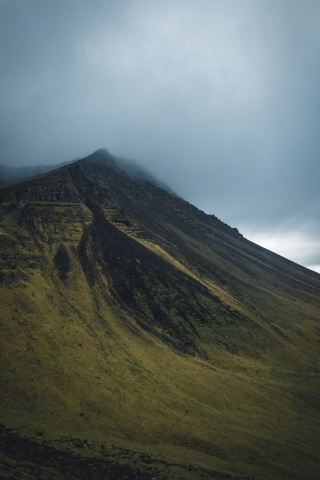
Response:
[99, 188, 120, 207]
[0, 168, 82, 204]
[0, 272, 28, 284]
[0, 234, 29, 284]
[17, 185, 82, 203]
[0, 165, 120, 207]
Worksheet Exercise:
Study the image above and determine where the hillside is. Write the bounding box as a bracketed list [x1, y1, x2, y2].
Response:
[1, 148, 320, 480]
[0, 161, 73, 186]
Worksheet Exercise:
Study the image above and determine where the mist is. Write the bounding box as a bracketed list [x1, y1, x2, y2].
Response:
[1, 0, 319, 272]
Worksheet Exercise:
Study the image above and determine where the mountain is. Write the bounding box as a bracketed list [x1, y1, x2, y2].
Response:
[0, 148, 319, 480]
[0, 151, 175, 195]
[0, 160, 74, 186]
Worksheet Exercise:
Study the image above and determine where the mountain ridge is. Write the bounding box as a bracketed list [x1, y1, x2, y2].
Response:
[0, 148, 177, 197]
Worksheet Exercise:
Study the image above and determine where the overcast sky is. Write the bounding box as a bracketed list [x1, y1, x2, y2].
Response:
[1, 0, 319, 272]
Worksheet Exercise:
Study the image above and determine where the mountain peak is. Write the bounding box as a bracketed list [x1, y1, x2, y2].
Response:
[95, 148, 110, 155]
[81, 148, 116, 167]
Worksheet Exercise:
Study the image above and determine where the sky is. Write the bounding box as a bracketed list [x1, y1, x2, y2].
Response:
[1, 0, 320, 272]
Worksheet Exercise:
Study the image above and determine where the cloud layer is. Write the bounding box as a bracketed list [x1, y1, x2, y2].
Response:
[1, 0, 319, 271]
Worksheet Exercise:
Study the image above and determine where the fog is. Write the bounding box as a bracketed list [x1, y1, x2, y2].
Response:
[1, 0, 319, 271]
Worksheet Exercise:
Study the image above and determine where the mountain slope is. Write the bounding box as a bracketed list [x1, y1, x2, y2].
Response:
[0, 150, 174, 194]
[0, 160, 74, 185]
[0, 149, 320, 480]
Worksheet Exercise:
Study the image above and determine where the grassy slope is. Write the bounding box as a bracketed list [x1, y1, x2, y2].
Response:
[0, 161, 320, 479]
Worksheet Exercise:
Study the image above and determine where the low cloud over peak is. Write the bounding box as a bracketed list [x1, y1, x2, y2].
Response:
[0, 0, 319, 272]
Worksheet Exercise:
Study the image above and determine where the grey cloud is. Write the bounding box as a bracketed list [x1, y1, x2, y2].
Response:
[0, 0, 320, 270]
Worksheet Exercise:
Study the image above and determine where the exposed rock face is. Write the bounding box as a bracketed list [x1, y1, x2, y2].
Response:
[54, 246, 70, 280]
[0, 233, 29, 284]
[0, 152, 120, 207]
[17, 185, 82, 203]
[0, 272, 28, 284]
[0, 170, 82, 204]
